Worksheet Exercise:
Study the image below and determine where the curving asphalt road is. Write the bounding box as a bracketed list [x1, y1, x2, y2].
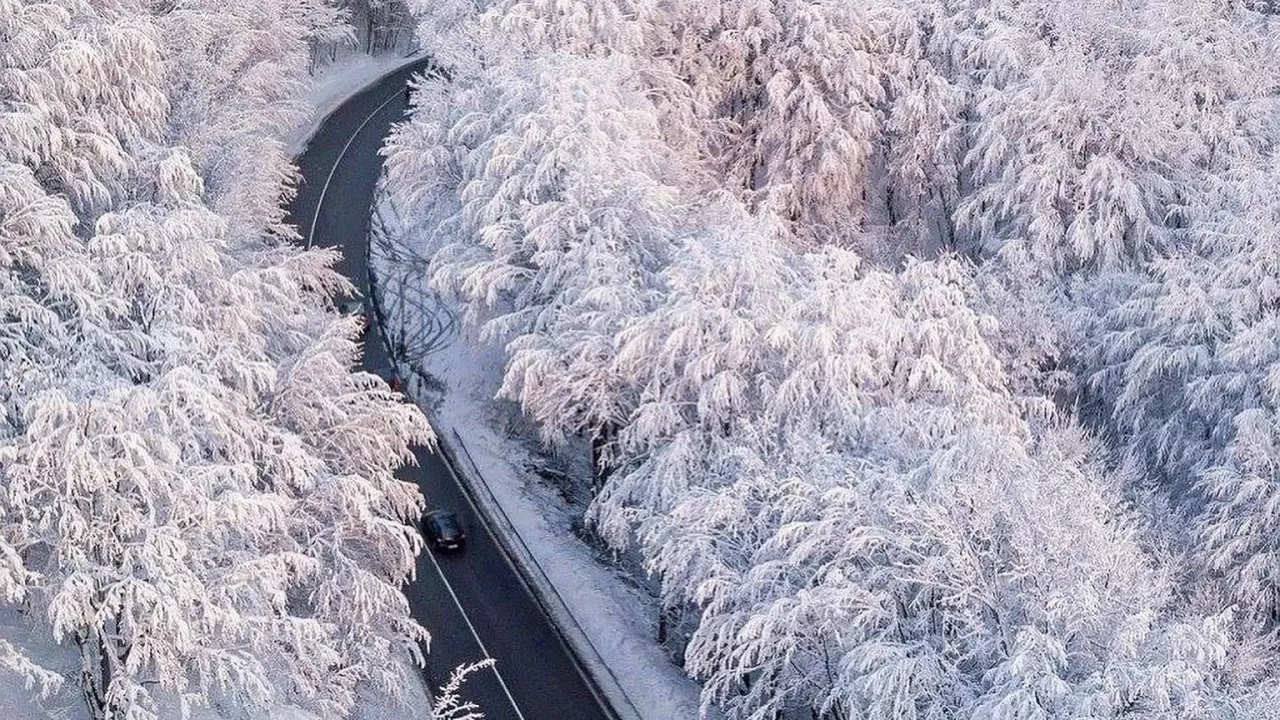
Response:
[285, 57, 612, 720]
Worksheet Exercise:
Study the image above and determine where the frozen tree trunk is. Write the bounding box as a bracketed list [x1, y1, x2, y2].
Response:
[591, 421, 620, 493]
[78, 619, 118, 720]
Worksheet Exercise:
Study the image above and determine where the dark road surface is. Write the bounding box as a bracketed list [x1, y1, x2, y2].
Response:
[285, 57, 612, 720]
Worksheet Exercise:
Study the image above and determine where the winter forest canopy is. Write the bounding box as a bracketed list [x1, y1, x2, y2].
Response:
[0, 0, 434, 718]
[5, 0, 1280, 715]
[382, 0, 1280, 717]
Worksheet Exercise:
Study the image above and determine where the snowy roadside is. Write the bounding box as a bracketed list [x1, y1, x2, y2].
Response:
[285, 50, 427, 158]
[285, 49, 434, 720]
[367, 188, 707, 720]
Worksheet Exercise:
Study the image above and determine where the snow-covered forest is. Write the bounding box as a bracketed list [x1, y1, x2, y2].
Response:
[1, 0, 433, 718]
[384, 0, 1280, 716]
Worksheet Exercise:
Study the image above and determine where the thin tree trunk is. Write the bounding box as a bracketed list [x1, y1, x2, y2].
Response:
[98, 631, 113, 709]
[78, 629, 111, 720]
[590, 421, 619, 493]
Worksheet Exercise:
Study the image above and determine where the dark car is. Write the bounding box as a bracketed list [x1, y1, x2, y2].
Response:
[423, 510, 466, 552]
[338, 299, 372, 334]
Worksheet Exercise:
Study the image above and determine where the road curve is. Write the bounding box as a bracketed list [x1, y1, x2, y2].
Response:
[285, 57, 612, 720]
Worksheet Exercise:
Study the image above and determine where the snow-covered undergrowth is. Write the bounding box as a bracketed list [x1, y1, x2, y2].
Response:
[0, 1, 438, 718]
[382, 0, 1280, 717]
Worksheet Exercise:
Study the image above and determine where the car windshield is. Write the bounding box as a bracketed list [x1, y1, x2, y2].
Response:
[432, 513, 461, 535]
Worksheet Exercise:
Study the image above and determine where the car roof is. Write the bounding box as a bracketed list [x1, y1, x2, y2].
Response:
[428, 511, 462, 534]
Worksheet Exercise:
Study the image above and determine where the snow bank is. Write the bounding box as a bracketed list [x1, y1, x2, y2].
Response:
[285, 51, 426, 157]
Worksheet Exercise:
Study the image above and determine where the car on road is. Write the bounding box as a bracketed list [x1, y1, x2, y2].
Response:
[338, 298, 372, 334]
[423, 510, 466, 552]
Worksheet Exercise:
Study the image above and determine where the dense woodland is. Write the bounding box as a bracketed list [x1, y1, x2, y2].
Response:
[6, 0, 1280, 717]
[1, 0, 432, 718]
[383, 0, 1280, 717]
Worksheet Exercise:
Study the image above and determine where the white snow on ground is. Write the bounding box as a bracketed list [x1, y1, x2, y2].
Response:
[0, 610, 86, 719]
[369, 194, 706, 720]
[285, 50, 427, 157]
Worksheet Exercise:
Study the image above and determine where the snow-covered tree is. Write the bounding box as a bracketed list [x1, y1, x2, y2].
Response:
[577, 198, 1263, 718]
[1088, 164, 1280, 636]
[153, 0, 349, 235]
[404, 0, 649, 79]
[876, 0, 975, 254]
[385, 51, 679, 448]
[409, 0, 979, 258]
[3, 167, 431, 720]
[1, 0, 167, 215]
[385, 0, 1280, 717]
[959, 0, 1279, 273]
[589, 199, 1020, 519]
[431, 659, 495, 720]
[635, 0, 891, 250]
[953, 0, 1280, 509]
[338, 0, 413, 53]
[479, 0, 650, 57]
[0, 162, 77, 701]
[1, 8, 176, 703]
[2, 1, 434, 717]
[649, 431, 1260, 719]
